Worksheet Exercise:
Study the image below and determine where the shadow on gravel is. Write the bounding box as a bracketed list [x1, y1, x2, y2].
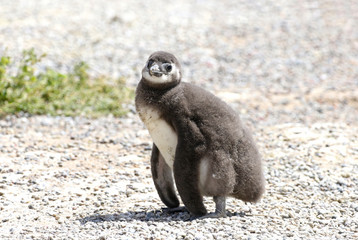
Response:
[79, 210, 189, 224]
[79, 210, 245, 224]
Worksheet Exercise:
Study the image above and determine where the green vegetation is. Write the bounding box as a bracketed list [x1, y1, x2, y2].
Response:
[0, 49, 134, 118]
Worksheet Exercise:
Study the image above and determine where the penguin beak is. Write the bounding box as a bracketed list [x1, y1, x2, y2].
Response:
[149, 63, 164, 77]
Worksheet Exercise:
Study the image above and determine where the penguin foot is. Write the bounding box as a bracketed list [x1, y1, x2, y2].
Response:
[189, 196, 227, 220]
[198, 211, 227, 220]
[162, 206, 188, 213]
[187, 211, 226, 221]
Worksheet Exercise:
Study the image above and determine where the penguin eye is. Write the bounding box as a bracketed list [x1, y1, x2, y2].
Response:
[147, 60, 154, 68]
[164, 64, 172, 72]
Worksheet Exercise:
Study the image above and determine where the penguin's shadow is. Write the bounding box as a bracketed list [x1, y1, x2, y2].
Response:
[79, 210, 189, 224]
[79, 209, 244, 224]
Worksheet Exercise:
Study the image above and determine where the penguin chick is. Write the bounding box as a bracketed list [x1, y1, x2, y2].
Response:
[135, 51, 265, 218]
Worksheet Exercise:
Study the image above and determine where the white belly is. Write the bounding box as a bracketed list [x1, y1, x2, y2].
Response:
[138, 107, 178, 169]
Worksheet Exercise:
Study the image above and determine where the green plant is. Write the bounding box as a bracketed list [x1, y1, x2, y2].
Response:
[0, 49, 134, 117]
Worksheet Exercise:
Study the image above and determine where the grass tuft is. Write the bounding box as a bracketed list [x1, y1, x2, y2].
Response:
[0, 49, 134, 118]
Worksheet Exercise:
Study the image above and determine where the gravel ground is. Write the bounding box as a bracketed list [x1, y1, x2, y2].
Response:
[0, 0, 358, 239]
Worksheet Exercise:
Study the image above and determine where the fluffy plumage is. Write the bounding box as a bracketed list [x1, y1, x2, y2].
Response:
[135, 51, 265, 218]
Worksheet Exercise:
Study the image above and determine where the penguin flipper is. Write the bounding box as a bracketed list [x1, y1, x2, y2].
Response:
[150, 144, 180, 208]
[173, 149, 207, 217]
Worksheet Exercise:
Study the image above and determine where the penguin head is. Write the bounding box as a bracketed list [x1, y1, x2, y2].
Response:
[142, 51, 181, 89]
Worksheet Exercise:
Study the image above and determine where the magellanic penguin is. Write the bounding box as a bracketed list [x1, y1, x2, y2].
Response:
[135, 51, 265, 218]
